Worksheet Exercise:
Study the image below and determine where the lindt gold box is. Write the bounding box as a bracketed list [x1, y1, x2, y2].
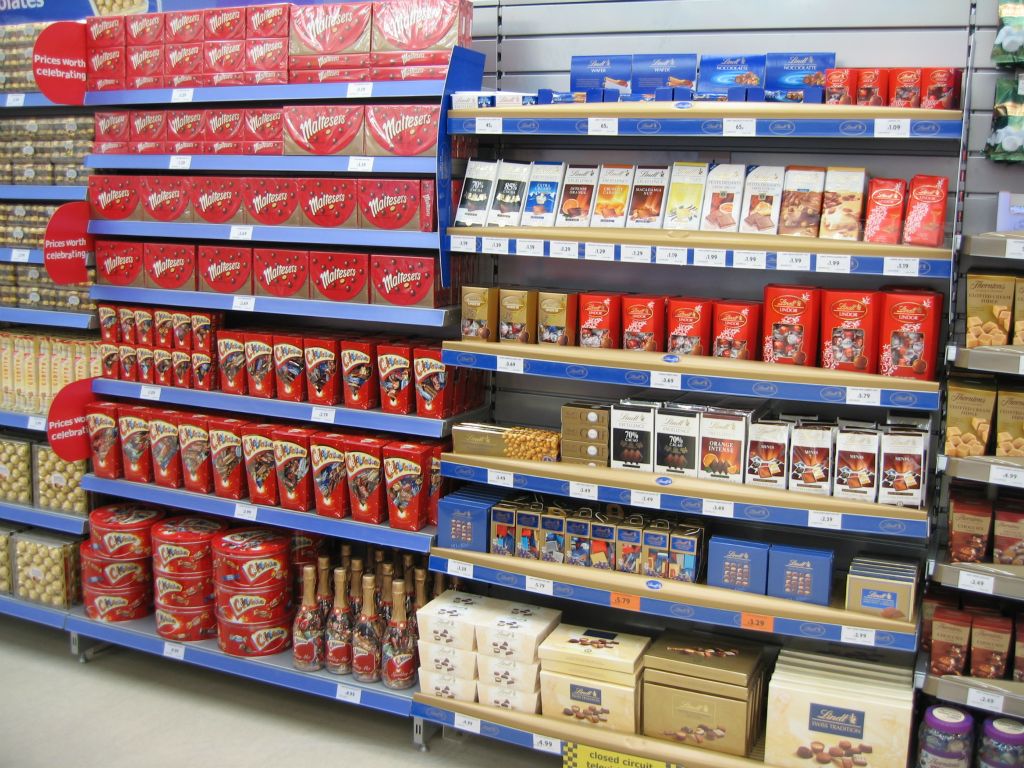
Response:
[461, 286, 499, 342]
[560, 439, 609, 463]
[499, 288, 538, 343]
[476, 604, 562, 662]
[418, 669, 478, 702]
[416, 591, 501, 651]
[561, 401, 611, 427]
[538, 290, 578, 345]
[417, 640, 478, 678]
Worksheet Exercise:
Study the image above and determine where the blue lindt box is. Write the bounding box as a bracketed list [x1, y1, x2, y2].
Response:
[570, 55, 632, 93]
[438, 488, 506, 553]
[631, 54, 697, 94]
[767, 544, 833, 606]
[764, 51, 835, 101]
[697, 54, 766, 95]
[490, 503, 516, 556]
[707, 536, 769, 594]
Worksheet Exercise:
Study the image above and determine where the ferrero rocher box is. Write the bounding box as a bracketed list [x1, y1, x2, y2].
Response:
[945, 377, 996, 457]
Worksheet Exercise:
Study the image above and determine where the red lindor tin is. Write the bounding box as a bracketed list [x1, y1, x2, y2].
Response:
[384, 441, 431, 531]
[343, 436, 387, 524]
[217, 330, 247, 395]
[242, 424, 279, 506]
[179, 414, 212, 494]
[245, 331, 275, 398]
[118, 405, 152, 482]
[154, 569, 214, 608]
[217, 612, 293, 657]
[622, 295, 666, 353]
[212, 528, 290, 589]
[762, 284, 821, 366]
[273, 334, 306, 402]
[152, 516, 229, 574]
[215, 582, 291, 623]
[86, 402, 123, 479]
[273, 427, 315, 512]
[341, 338, 379, 409]
[155, 603, 217, 641]
[712, 300, 762, 360]
[89, 504, 164, 559]
[149, 409, 182, 488]
[304, 335, 341, 405]
[377, 342, 413, 414]
[879, 290, 942, 381]
[667, 297, 711, 356]
[820, 290, 881, 373]
[311, 432, 349, 519]
[579, 292, 622, 350]
[80, 543, 150, 589]
[208, 417, 249, 500]
[84, 583, 153, 622]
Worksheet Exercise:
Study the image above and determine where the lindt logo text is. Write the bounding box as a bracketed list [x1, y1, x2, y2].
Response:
[319, 267, 356, 288]
[809, 704, 865, 739]
[262, 264, 297, 283]
[376, 112, 433, 143]
[168, 46, 200, 67]
[299, 115, 349, 142]
[308, 193, 347, 216]
[381, 270, 421, 293]
[152, 258, 185, 278]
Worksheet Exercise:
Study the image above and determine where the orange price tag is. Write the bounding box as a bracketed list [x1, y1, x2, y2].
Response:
[740, 612, 775, 633]
[609, 592, 640, 611]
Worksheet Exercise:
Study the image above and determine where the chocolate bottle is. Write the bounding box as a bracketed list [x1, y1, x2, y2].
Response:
[412, 567, 427, 640]
[352, 573, 381, 683]
[325, 567, 353, 675]
[393, 551, 404, 581]
[348, 557, 363, 617]
[381, 579, 416, 690]
[432, 571, 445, 599]
[292, 564, 325, 672]
[340, 543, 351, 570]
[316, 555, 332, 620]
[377, 562, 394, 637]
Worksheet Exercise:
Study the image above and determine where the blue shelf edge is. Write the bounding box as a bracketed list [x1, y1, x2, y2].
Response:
[0, 502, 88, 535]
[85, 154, 439, 175]
[0, 410, 46, 431]
[0, 248, 43, 264]
[0, 307, 97, 329]
[412, 700, 561, 754]
[80, 474, 437, 554]
[0, 594, 68, 629]
[429, 555, 918, 652]
[1, 93, 55, 109]
[0, 185, 86, 201]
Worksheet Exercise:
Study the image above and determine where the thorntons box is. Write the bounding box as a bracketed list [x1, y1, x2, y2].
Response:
[556, 164, 599, 227]
[699, 164, 745, 232]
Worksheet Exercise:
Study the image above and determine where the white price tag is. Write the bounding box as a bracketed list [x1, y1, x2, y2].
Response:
[693, 248, 726, 267]
[630, 490, 661, 509]
[231, 295, 256, 312]
[450, 235, 476, 252]
[168, 155, 192, 170]
[486, 469, 514, 487]
[883, 257, 920, 276]
[777, 252, 811, 271]
[481, 237, 509, 254]
[532, 735, 561, 754]
[549, 241, 578, 259]
[874, 118, 910, 138]
[26, 416, 45, 431]
[9, 249, 29, 262]
[958, 570, 995, 594]
[170, 88, 194, 103]
[335, 684, 363, 704]
[1005, 240, 1024, 260]
[587, 117, 618, 135]
[495, 356, 523, 374]
[584, 242, 614, 261]
[162, 642, 186, 660]
[702, 499, 734, 518]
[967, 688, 1005, 713]
[516, 239, 543, 256]
[229, 225, 253, 241]
[310, 406, 336, 424]
[234, 504, 258, 521]
[840, 626, 877, 646]
[139, 385, 161, 401]
[5, 93, 24, 107]
[733, 250, 766, 269]
[454, 715, 481, 734]
[346, 82, 373, 98]
[846, 387, 881, 406]
[569, 481, 598, 500]
[475, 117, 502, 134]
[808, 511, 843, 530]
[1019, 355, 1024, 376]
[945, 345, 958, 363]
[655, 247, 687, 265]
[526, 576, 553, 595]
[817, 254, 851, 273]
[723, 117, 756, 136]
[991, 464, 1024, 487]
[347, 156, 374, 173]
[621, 245, 652, 263]
[651, 371, 681, 390]
[447, 559, 474, 578]
[1020, 73, 1024, 97]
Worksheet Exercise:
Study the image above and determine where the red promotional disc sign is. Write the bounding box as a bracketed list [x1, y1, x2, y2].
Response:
[44, 202, 93, 285]
[32, 22, 87, 106]
[47, 378, 97, 462]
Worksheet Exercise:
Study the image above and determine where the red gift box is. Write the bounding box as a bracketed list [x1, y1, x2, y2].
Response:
[86, 401, 122, 479]
[166, 109, 205, 142]
[762, 284, 821, 366]
[135, 307, 154, 346]
[343, 436, 388, 524]
[667, 297, 711, 356]
[165, 43, 204, 76]
[117, 306, 136, 344]
[191, 177, 245, 224]
[311, 432, 349, 519]
[251, 141, 284, 155]
[712, 300, 761, 360]
[127, 45, 163, 78]
[371, 0, 466, 54]
[98, 306, 118, 343]
[246, 38, 288, 72]
[902, 175, 949, 248]
[922, 68, 961, 110]
[171, 311, 192, 351]
[341, 338, 379, 409]
[857, 68, 888, 107]
[208, 417, 249, 500]
[282, 105, 364, 155]
[248, 3, 291, 38]
[370, 50, 453, 66]
[879, 290, 942, 381]
[95, 112, 130, 142]
[254, 248, 309, 298]
[118, 405, 153, 483]
[357, 179, 429, 230]
[309, 251, 367, 302]
[198, 245, 252, 294]
[128, 75, 165, 90]
[209, 141, 247, 155]
[129, 111, 167, 142]
[204, 40, 245, 73]
[207, 72, 246, 87]
[149, 409, 182, 488]
[273, 427, 316, 512]
[413, 346, 451, 417]
[144, 243, 196, 290]
[273, 334, 307, 402]
[88, 47, 125, 77]
[93, 141, 130, 154]
[137, 346, 155, 384]
[154, 348, 173, 386]
[370, 65, 448, 81]
[304, 336, 341, 405]
[244, 331, 275, 398]
[87, 16, 125, 48]
[578, 292, 621, 350]
[823, 68, 858, 105]
[89, 175, 140, 221]
[119, 344, 137, 381]
[242, 424, 279, 505]
[169, 140, 203, 154]
[97, 240, 144, 287]
[205, 7, 245, 41]
[165, 10, 205, 44]
[289, 53, 369, 70]
[298, 178, 357, 228]
[153, 310, 173, 349]
[622, 295, 666, 352]
[288, 69, 370, 84]
[821, 290, 881, 374]
[377, 342, 413, 414]
[384, 441, 431, 531]
[172, 349, 192, 388]
[134, 141, 168, 154]
[369, 254, 440, 307]
[179, 414, 212, 493]
[126, 12, 163, 44]
[243, 178, 301, 226]
[140, 176, 192, 223]
[190, 310, 219, 354]
[245, 109, 283, 142]
[245, 71, 288, 86]
[864, 178, 907, 245]
[888, 68, 922, 108]
[364, 104, 440, 157]
[427, 439, 448, 526]
[206, 109, 245, 142]
[217, 331, 248, 395]
[88, 77, 125, 92]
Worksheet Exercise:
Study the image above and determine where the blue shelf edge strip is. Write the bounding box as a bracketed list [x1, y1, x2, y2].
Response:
[85, 154, 439, 175]
[0, 594, 67, 629]
[0, 410, 46, 431]
[440, 460, 928, 538]
[80, 474, 436, 554]
[412, 701, 558, 753]
[1, 93, 55, 109]
[429, 555, 917, 652]
[441, 349, 940, 411]
[0, 502, 88, 534]
[0, 307, 96, 329]
[0, 248, 43, 264]
[0, 185, 86, 201]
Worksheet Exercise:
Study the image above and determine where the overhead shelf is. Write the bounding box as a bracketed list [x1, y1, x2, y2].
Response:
[0, 593, 68, 629]
[919, 674, 1024, 718]
[0, 185, 86, 201]
[431, 548, 918, 651]
[85, 154, 438, 175]
[939, 455, 1024, 489]
[948, 345, 1024, 376]
[448, 227, 951, 278]
[443, 339, 941, 410]
[81, 474, 437, 553]
[931, 560, 1024, 601]
[0, 409, 46, 431]
[0, 501, 88, 535]
[440, 453, 928, 538]
[0, 248, 42, 264]
[0, 307, 97, 329]
[963, 233, 1024, 260]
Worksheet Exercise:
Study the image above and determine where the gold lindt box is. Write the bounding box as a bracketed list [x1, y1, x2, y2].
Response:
[561, 401, 611, 427]
[461, 286, 499, 342]
[477, 654, 540, 693]
[477, 681, 540, 714]
[499, 288, 538, 343]
[476, 604, 562, 662]
[538, 291, 578, 346]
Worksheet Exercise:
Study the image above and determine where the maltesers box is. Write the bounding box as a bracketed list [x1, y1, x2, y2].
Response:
[304, 335, 341, 405]
[245, 70, 288, 86]
[309, 251, 367, 303]
[879, 290, 942, 380]
[89, 175, 140, 221]
[209, 140, 247, 155]
[95, 112, 130, 143]
[206, 109, 245, 143]
[358, 179, 432, 231]
[834, 429, 880, 503]
[273, 427, 316, 512]
[242, 423, 279, 505]
[712, 300, 761, 360]
[168, 140, 203, 155]
[198, 245, 253, 294]
[246, 38, 288, 72]
[205, 7, 245, 40]
[217, 331, 247, 396]
[578, 292, 621, 350]
[133, 140, 167, 154]
[140, 176, 192, 223]
[889, 67, 922, 108]
[165, 43, 203, 76]
[864, 178, 907, 245]
[244, 178, 302, 226]
[204, 40, 245, 74]
[244, 331, 275, 398]
[341, 338, 380, 409]
[88, 47, 126, 77]
[127, 46, 163, 79]
[87, 16, 125, 48]
[298, 178, 357, 228]
[208, 72, 246, 87]
[248, 3, 291, 38]
[667, 297, 710, 356]
[372, 0, 466, 55]
[96, 240, 144, 287]
[191, 177, 246, 224]
[370, 254, 442, 307]
[820, 289, 880, 373]
[343, 435, 388, 524]
[364, 104, 440, 156]
[88, 77, 125, 92]
[251, 140, 284, 155]
[762, 284, 820, 365]
[902, 175, 948, 248]
[118, 405, 152, 483]
[283, 105, 364, 156]
[253, 248, 309, 298]
[922, 67, 962, 109]
[166, 110, 205, 143]
[857, 68, 888, 106]
[707, 536, 768, 594]
[622, 295, 665, 352]
[414, 347, 452, 418]
[310, 432, 349, 519]
[384, 441, 432, 531]
[143, 243, 196, 291]
[165, 10, 204, 43]
[245, 109, 283, 142]
[149, 410, 181, 488]
[288, 68, 370, 84]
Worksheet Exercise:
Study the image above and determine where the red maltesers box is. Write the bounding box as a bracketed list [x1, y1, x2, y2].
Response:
[89, 175, 140, 221]
[95, 112, 130, 142]
[171, 311, 192, 351]
[888, 68, 922, 108]
[133, 140, 167, 154]
[357, 179, 430, 231]
[119, 344, 138, 381]
[192, 350, 217, 390]
[243, 178, 301, 226]
[191, 177, 245, 224]
[282, 105, 364, 156]
[864, 178, 907, 245]
[205, 7, 246, 41]
[245, 70, 288, 86]
[117, 306, 136, 344]
[310, 432, 349, 519]
[88, 77, 125, 92]
[370, 65, 448, 81]
[128, 75, 164, 90]
[246, 38, 288, 72]
[414, 346, 452, 418]
[879, 290, 942, 380]
[144, 243, 196, 290]
[298, 178, 357, 228]
[127, 46, 163, 78]
[205, 109, 245, 143]
[288, 69, 370, 84]
[135, 307, 154, 346]
[167, 74, 204, 88]
[190, 310, 219, 354]
[137, 345, 154, 383]
[384, 441, 431, 531]
[922, 68, 961, 110]
[248, 3, 291, 38]
[154, 348, 173, 386]
[88, 46, 125, 77]
[622, 295, 666, 352]
[578, 292, 621, 350]
[204, 40, 246, 73]
[289, 3, 371, 56]
[289, 53, 369, 71]
[857, 69, 888, 107]
[130, 110, 166, 141]
[86, 402, 122, 479]
[244, 331, 275, 398]
[209, 141, 247, 155]
[208, 417, 249, 501]
[207, 72, 246, 87]
[369, 254, 441, 307]
[242, 424, 278, 505]
[377, 341, 413, 414]
[902, 174, 949, 248]
[165, 43, 204, 76]
[245, 108, 283, 142]
[254, 248, 309, 298]
[273, 334, 307, 402]
[179, 414, 212, 494]
[198, 245, 253, 294]
[341, 338, 379, 410]
[309, 251, 367, 302]
[371, 0, 466, 54]
[166, 110, 205, 143]
[363, 104, 440, 156]
[217, 331, 248, 395]
[99, 343, 118, 379]
[153, 309, 173, 349]
[251, 141, 284, 155]
[149, 409, 182, 488]
[304, 336, 341, 405]
[92, 142, 129, 155]
[118, 405, 153, 483]
[371, 50, 453, 66]
[97, 304, 118, 343]
[820, 290, 881, 374]
[87, 16, 125, 48]
[165, 10, 205, 44]
[343, 435, 387, 524]
[712, 300, 761, 360]
[97, 240, 144, 287]
[172, 348, 192, 387]
[140, 175, 192, 223]
[762, 284, 821, 366]
[127, 13, 164, 45]
[273, 427, 316, 512]
[667, 297, 711, 356]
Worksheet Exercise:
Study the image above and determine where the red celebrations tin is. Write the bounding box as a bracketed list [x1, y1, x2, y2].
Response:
[667, 297, 711, 356]
[155, 604, 217, 641]
[304, 335, 341, 406]
[344, 436, 387, 524]
[118, 405, 152, 482]
[377, 341, 413, 414]
[217, 330, 248, 396]
[273, 427, 315, 512]
[242, 424, 279, 505]
[762, 284, 821, 366]
[208, 417, 249, 500]
[311, 432, 349, 519]
[341, 337, 379, 409]
[217, 613, 293, 657]
[879, 290, 942, 381]
[149, 409, 182, 488]
[245, 331, 275, 398]
[154, 570, 214, 608]
[384, 441, 431, 531]
[86, 403, 122, 479]
[90, 505, 164, 559]
[712, 300, 762, 360]
[820, 290, 881, 373]
[84, 583, 152, 622]
[212, 528, 290, 589]
[413, 346, 451, 418]
[273, 334, 306, 402]
[179, 414, 212, 494]
[216, 582, 291, 623]
[152, 516, 228, 574]
[80, 542, 150, 589]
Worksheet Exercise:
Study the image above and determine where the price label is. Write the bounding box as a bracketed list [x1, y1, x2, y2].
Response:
[874, 118, 910, 138]
[168, 155, 192, 170]
[486, 469, 514, 487]
[1005, 240, 1024, 259]
[609, 592, 640, 611]
[229, 225, 253, 241]
[170, 88, 194, 103]
[651, 371, 681, 390]
[777, 252, 811, 271]
[139, 385, 161, 401]
[723, 117, 756, 136]
[550, 241, 578, 259]
[808, 511, 843, 530]
[883, 257, 920, 276]
[584, 242, 614, 261]
[454, 715, 481, 734]
[630, 490, 661, 509]
[310, 406, 336, 424]
[702, 499, 734, 518]
[5, 93, 24, 107]
[945, 345, 958, 363]
[346, 82, 373, 98]
[532, 734, 561, 754]
[817, 254, 851, 273]
[162, 642, 185, 660]
[449, 235, 476, 252]
[846, 387, 881, 406]
[991, 464, 1024, 487]
[336, 684, 363, 704]
[655, 246, 687, 265]
[475, 117, 502, 134]
[967, 688, 1006, 713]
[958, 570, 995, 594]
[740, 612, 775, 633]
[447, 559, 474, 578]
[9, 249, 29, 262]
[1019, 355, 1024, 376]
[569, 481, 598, 500]
[234, 504, 258, 521]
[231, 295, 256, 312]
[348, 156, 373, 173]
[1020, 73, 1024, 97]
[517, 239, 543, 256]
[481, 237, 508, 254]
[26, 416, 45, 431]
[840, 626, 877, 646]
[621, 245, 652, 263]
[693, 248, 726, 267]
[733, 250, 766, 269]
[495, 356, 524, 374]
[587, 117, 618, 135]
[526, 576, 553, 595]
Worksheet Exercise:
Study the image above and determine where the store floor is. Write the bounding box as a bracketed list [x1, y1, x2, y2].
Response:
[0, 619, 556, 768]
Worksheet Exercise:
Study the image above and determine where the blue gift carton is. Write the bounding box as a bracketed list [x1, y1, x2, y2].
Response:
[767, 544, 833, 606]
[707, 536, 769, 594]
[764, 52, 835, 102]
[438, 488, 506, 553]
[697, 54, 766, 95]
[570, 55, 632, 93]
[490, 502, 517, 556]
[631, 54, 697, 94]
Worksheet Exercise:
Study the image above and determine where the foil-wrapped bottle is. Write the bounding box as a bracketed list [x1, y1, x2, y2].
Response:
[325, 567, 353, 675]
[292, 564, 325, 672]
[352, 573, 381, 683]
[381, 579, 416, 690]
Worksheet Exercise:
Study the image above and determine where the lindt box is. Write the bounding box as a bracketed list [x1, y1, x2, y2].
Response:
[746, 420, 790, 489]
[622, 295, 665, 352]
[537, 291, 577, 346]
[273, 427, 316, 512]
[299, 178, 357, 228]
[667, 297, 710, 356]
[217, 331, 247, 395]
[922, 67, 962, 109]
[767, 545, 832, 605]
[310, 432, 349, 519]
[834, 429, 880, 503]
[191, 177, 246, 224]
[478, 604, 562, 662]
[879, 290, 941, 380]
[820, 289, 880, 373]
[310, 251, 367, 303]
[863, 178, 907, 245]
[889, 67, 922, 108]
[273, 334, 306, 402]
[364, 105, 440, 156]
[579, 292, 621, 349]
[789, 423, 836, 496]
[712, 300, 761, 360]
[417, 591, 500, 652]
[243, 177, 302, 226]
[762, 284, 820, 365]
[378, 342, 414, 415]
[242, 423, 278, 505]
[305, 335, 341, 405]
[610, 400, 656, 472]
[341, 338, 379, 409]
[143, 243, 196, 290]
[253, 248, 309, 298]
[902, 175, 948, 248]
[244, 332, 275, 398]
[207, 417, 248, 501]
[343, 435, 388, 524]
[857, 68, 888, 106]
[140, 176, 193, 223]
[569, 55, 632, 92]
[878, 429, 927, 508]
[824, 68, 858, 104]
[198, 245, 253, 294]
[699, 406, 749, 484]
[370, 254, 442, 307]
[97, 240, 144, 287]
[707, 536, 768, 594]
[283, 105, 364, 156]
[655, 403, 701, 477]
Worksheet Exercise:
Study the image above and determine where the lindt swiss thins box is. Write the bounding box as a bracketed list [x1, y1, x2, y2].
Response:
[789, 423, 836, 495]
[746, 420, 790, 489]
[834, 428, 880, 503]
[878, 429, 927, 508]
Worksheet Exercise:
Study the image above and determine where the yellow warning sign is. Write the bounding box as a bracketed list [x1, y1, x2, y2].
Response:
[562, 742, 681, 768]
